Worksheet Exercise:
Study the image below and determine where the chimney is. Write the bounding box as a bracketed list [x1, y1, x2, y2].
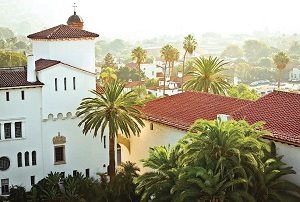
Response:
[217, 114, 232, 122]
[27, 55, 36, 82]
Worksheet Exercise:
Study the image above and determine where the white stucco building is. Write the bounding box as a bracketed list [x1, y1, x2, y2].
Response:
[0, 13, 109, 194]
[289, 67, 300, 81]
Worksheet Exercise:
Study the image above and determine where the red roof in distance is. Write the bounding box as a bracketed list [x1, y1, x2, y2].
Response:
[232, 91, 300, 146]
[141, 91, 252, 130]
[27, 24, 99, 40]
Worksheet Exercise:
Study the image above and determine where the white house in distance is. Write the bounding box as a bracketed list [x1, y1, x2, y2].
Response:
[289, 67, 300, 81]
[0, 12, 109, 194]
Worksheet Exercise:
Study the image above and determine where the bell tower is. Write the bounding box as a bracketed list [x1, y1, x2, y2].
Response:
[67, 3, 84, 30]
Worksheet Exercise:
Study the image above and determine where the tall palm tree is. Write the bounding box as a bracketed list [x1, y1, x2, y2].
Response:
[182, 34, 197, 91]
[170, 47, 180, 77]
[183, 56, 231, 94]
[131, 47, 147, 84]
[273, 51, 289, 89]
[77, 81, 145, 179]
[160, 44, 174, 95]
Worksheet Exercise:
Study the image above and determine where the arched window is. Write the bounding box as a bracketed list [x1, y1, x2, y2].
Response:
[32, 151, 36, 166]
[25, 152, 29, 166]
[17, 152, 22, 167]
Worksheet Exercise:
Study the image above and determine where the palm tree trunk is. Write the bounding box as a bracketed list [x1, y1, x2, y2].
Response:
[108, 135, 116, 179]
[182, 51, 187, 92]
[163, 63, 167, 96]
[278, 69, 282, 89]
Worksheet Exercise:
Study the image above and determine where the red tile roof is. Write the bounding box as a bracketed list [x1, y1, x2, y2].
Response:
[141, 91, 252, 130]
[27, 24, 99, 40]
[35, 59, 60, 71]
[156, 72, 164, 78]
[231, 91, 300, 146]
[0, 68, 43, 88]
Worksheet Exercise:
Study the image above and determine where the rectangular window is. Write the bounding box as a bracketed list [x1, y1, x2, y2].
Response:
[4, 123, 11, 139]
[54, 146, 65, 164]
[21, 91, 25, 100]
[103, 136, 106, 149]
[73, 170, 77, 176]
[1, 179, 9, 195]
[30, 176, 35, 186]
[64, 78, 67, 90]
[15, 122, 22, 138]
[6, 92, 9, 101]
[85, 169, 90, 178]
[150, 123, 154, 130]
[55, 78, 58, 91]
[73, 77, 76, 90]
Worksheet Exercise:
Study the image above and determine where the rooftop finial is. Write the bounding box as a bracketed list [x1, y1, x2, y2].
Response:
[73, 2, 77, 15]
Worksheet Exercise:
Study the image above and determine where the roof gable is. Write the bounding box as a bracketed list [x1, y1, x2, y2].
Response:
[27, 24, 99, 40]
[35, 59, 94, 75]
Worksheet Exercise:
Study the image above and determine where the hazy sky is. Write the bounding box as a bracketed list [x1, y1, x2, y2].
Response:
[6, 0, 300, 40]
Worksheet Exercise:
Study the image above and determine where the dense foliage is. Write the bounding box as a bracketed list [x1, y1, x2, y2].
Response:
[227, 83, 260, 100]
[137, 120, 300, 202]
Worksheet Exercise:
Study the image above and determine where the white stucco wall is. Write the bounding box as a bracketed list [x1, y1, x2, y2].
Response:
[123, 121, 185, 171]
[37, 64, 96, 119]
[0, 87, 44, 190]
[141, 64, 157, 79]
[32, 40, 96, 73]
[41, 116, 109, 178]
[275, 142, 300, 185]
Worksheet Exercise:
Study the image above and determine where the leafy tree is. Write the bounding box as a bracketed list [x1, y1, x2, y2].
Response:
[243, 40, 271, 63]
[131, 46, 147, 84]
[0, 27, 15, 40]
[183, 56, 231, 94]
[145, 78, 159, 87]
[258, 57, 273, 68]
[101, 53, 116, 69]
[221, 44, 243, 59]
[0, 50, 26, 67]
[100, 67, 117, 84]
[117, 66, 141, 81]
[227, 83, 259, 100]
[77, 81, 145, 179]
[273, 52, 289, 89]
[169, 47, 180, 77]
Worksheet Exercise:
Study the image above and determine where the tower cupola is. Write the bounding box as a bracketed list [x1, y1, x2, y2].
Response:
[67, 3, 84, 30]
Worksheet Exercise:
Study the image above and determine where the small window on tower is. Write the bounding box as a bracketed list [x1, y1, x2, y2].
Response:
[150, 123, 154, 130]
[15, 122, 22, 138]
[21, 91, 25, 100]
[73, 77, 76, 90]
[55, 78, 58, 91]
[6, 92, 9, 101]
[64, 78, 67, 90]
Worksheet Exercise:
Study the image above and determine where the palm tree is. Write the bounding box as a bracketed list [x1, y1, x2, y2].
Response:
[183, 56, 231, 94]
[131, 47, 147, 84]
[170, 47, 180, 77]
[160, 44, 174, 95]
[273, 51, 289, 89]
[182, 34, 197, 91]
[136, 145, 183, 201]
[77, 80, 145, 179]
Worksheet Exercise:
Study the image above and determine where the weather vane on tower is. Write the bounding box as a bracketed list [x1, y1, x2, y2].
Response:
[73, 2, 77, 15]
